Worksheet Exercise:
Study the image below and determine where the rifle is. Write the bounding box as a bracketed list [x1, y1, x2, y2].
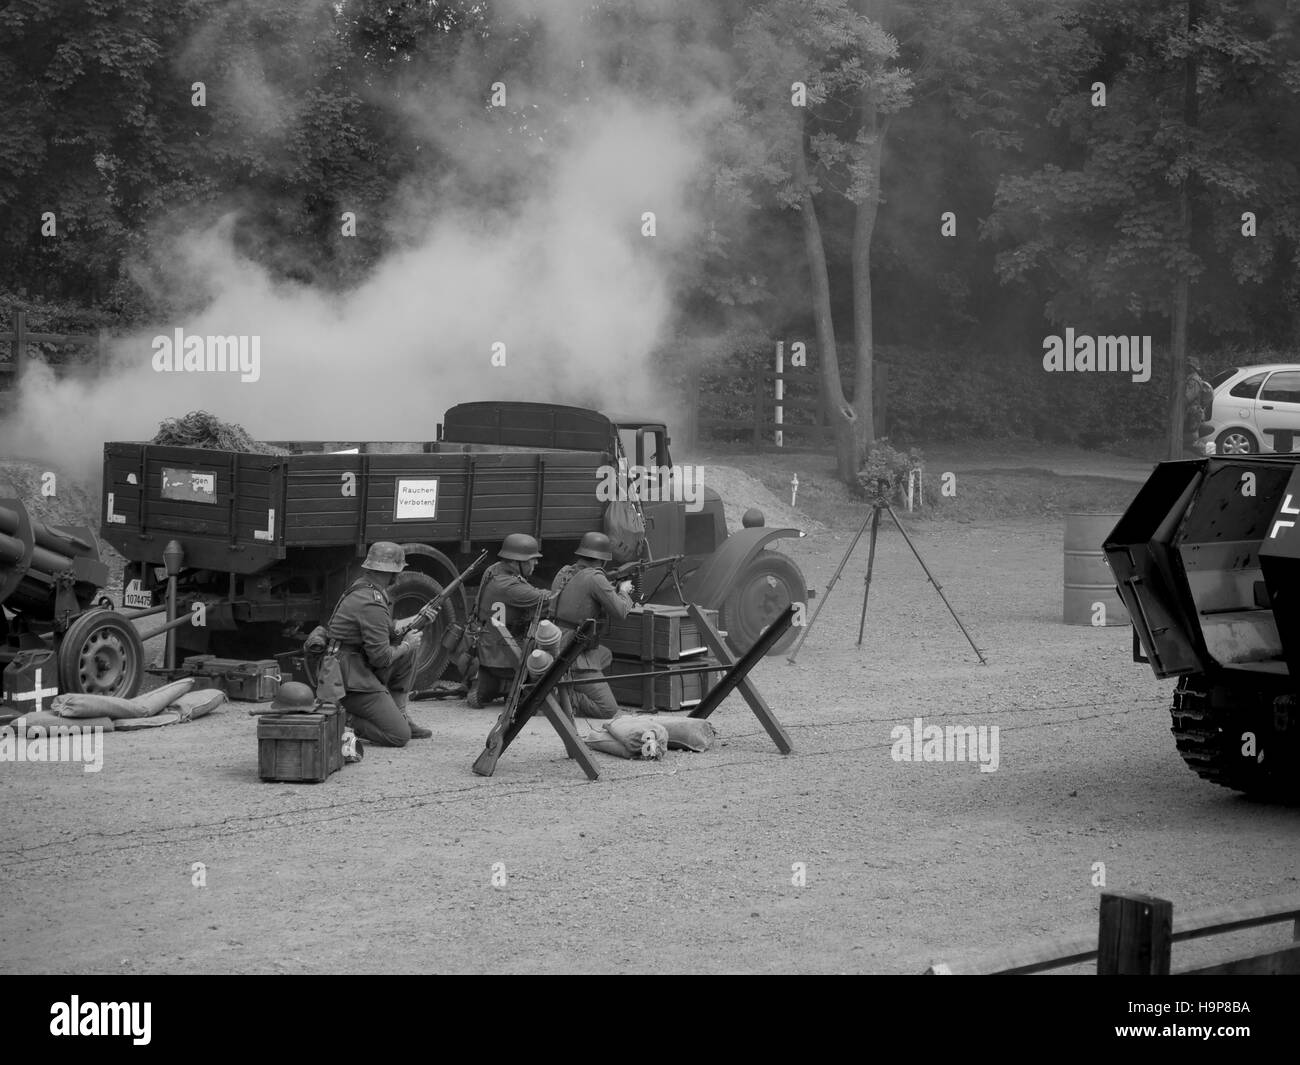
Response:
[608, 554, 685, 603]
[472, 617, 596, 777]
[399, 550, 490, 635]
[472, 599, 547, 776]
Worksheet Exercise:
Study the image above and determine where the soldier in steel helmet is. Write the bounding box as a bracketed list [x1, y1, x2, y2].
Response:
[466, 533, 554, 709]
[323, 541, 431, 746]
[551, 531, 635, 719]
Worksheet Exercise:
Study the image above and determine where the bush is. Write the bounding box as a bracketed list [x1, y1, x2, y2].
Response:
[857, 439, 925, 506]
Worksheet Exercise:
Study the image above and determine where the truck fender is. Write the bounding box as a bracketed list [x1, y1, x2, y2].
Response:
[397, 544, 471, 613]
[683, 527, 805, 609]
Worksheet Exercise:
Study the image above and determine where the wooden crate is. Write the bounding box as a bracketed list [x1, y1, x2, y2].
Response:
[607, 657, 724, 712]
[183, 656, 282, 702]
[257, 707, 344, 783]
[603, 604, 718, 662]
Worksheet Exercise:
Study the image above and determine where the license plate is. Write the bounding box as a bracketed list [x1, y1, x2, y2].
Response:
[123, 580, 152, 609]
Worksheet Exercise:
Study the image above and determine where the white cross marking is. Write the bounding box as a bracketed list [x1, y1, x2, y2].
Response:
[8, 669, 59, 713]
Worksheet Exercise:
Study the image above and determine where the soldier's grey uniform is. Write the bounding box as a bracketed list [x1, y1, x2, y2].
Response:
[551, 561, 633, 719]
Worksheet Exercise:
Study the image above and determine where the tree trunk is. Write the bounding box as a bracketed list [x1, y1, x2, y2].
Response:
[851, 102, 884, 456]
[793, 121, 858, 481]
[1168, 0, 1200, 461]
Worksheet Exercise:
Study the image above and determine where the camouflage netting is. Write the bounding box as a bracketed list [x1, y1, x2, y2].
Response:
[151, 411, 289, 455]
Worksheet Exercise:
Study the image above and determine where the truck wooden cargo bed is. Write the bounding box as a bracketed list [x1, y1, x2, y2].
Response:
[102, 441, 608, 572]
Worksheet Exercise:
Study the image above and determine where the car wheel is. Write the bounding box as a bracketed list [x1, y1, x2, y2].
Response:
[1215, 428, 1258, 455]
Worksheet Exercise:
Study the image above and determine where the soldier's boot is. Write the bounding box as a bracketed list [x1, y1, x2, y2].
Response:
[403, 711, 432, 739]
[466, 690, 484, 709]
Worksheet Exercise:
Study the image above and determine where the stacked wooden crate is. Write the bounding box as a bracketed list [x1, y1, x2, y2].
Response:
[604, 604, 724, 712]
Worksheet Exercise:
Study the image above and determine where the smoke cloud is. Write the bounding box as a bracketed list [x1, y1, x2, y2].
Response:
[0, 1, 724, 481]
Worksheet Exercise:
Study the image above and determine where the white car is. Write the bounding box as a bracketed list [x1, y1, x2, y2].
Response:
[1194, 364, 1300, 456]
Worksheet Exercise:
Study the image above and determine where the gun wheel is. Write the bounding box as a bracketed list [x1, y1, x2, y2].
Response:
[389, 571, 465, 689]
[1171, 677, 1300, 803]
[56, 609, 144, 699]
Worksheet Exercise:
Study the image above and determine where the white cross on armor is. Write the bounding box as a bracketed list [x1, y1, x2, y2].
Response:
[8, 668, 59, 714]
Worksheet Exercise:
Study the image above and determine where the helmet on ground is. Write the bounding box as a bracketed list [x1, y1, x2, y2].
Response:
[362, 541, 406, 572]
[499, 533, 543, 561]
[271, 680, 317, 712]
[575, 531, 613, 561]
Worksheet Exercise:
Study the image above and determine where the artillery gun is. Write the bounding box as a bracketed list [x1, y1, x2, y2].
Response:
[1, 498, 144, 699]
[1106, 455, 1300, 802]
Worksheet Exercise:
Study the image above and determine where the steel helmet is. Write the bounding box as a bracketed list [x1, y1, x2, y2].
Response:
[742, 508, 765, 528]
[575, 531, 613, 561]
[499, 533, 542, 561]
[362, 541, 407, 572]
[270, 680, 317, 712]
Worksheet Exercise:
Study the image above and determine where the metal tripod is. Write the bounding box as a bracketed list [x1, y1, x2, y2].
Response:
[786, 486, 987, 665]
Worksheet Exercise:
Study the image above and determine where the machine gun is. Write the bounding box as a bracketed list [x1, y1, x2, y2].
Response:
[397, 550, 489, 636]
[608, 554, 685, 603]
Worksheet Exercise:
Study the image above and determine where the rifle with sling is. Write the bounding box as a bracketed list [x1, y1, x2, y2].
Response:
[472, 616, 596, 777]
[472, 598, 547, 775]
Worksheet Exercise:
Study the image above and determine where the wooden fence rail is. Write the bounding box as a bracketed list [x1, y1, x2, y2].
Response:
[685, 363, 887, 452]
[0, 309, 107, 385]
[925, 890, 1300, 975]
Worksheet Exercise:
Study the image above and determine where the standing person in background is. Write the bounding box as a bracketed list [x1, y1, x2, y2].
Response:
[1185, 361, 1213, 451]
[551, 531, 635, 719]
[322, 541, 431, 746]
[467, 533, 552, 709]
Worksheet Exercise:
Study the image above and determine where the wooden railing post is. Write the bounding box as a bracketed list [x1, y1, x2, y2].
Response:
[1098, 891, 1173, 974]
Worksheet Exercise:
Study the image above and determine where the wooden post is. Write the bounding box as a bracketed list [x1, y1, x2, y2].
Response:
[13, 310, 27, 382]
[1098, 891, 1173, 974]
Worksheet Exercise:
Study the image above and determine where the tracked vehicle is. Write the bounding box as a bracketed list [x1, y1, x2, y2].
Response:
[1106, 456, 1300, 801]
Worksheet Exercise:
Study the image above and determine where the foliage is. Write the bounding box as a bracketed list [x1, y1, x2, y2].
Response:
[857, 438, 925, 506]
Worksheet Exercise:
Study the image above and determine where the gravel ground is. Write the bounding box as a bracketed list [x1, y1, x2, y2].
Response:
[3, 511, 1298, 974]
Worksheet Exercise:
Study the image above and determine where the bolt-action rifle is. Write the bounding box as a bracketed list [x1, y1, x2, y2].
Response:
[398, 550, 490, 635]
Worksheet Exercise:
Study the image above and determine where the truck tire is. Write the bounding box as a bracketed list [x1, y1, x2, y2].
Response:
[56, 609, 145, 699]
[718, 550, 803, 657]
[388, 571, 465, 690]
[1171, 677, 1299, 803]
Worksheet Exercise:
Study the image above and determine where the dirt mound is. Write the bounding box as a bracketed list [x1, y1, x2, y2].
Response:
[0, 459, 100, 530]
[703, 463, 825, 534]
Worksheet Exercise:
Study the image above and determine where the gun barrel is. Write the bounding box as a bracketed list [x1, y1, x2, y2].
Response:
[411, 550, 490, 627]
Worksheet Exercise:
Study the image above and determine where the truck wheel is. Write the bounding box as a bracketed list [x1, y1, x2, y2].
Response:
[388, 571, 465, 689]
[56, 609, 145, 699]
[1171, 677, 1299, 803]
[718, 551, 803, 657]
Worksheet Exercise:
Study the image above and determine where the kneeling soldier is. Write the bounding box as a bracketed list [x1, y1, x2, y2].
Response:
[467, 533, 553, 709]
[551, 531, 635, 719]
[325, 541, 431, 746]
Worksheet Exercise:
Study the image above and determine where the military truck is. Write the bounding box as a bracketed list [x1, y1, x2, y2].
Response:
[100, 401, 811, 689]
[1106, 455, 1300, 801]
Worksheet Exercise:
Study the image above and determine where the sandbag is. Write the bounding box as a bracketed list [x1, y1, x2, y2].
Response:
[53, 693, 152, 720]
[115, 712, 180, 731]
[171, 688, 225, 722]
[641, 714, 717, 752]
[10, 711, 115, 735]
[603, 500, 646, 564]
[586, 714, 668, 759]
[131, 678, 197, 715]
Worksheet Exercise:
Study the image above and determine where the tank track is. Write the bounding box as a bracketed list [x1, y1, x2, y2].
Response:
[1171, 678, 1299, 803]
